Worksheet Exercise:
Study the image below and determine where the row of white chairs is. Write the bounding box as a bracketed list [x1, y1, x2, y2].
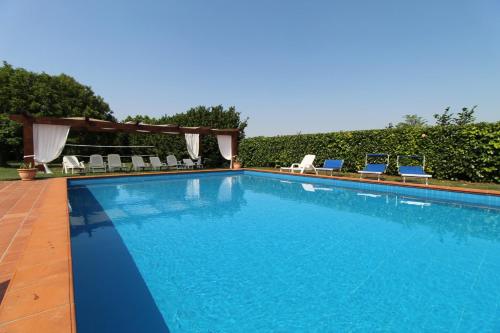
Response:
[62, 154, 203, 174]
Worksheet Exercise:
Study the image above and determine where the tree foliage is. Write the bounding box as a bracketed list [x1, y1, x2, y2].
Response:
[396, 114, 427, 128]
[434, 105, 477, 126]
[124, 105, 248, 167]
[239, 122, 500, 183]
[0, 62, 114, 164]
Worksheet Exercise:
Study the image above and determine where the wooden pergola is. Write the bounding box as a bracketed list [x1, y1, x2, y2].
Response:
[9, 114, 240, 168]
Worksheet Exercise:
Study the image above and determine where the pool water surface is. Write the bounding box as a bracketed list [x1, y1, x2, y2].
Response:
[68, 171, 500, 332]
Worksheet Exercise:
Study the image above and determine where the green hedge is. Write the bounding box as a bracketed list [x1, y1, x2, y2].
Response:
[239, 122, 500, 182]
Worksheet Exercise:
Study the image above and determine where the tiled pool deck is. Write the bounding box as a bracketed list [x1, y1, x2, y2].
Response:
[0, 170, 498, 332]
[0, 178, 73, 333]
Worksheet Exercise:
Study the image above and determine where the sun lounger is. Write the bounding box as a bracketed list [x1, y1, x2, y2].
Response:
[316, 159, 344, 176]
[132, 155, 151, 171]
[88, 154, 106, 173]
[183, 159, 195, 169]
[62, 156, 85, 174]
[358, 154, 389, 181]
[166, 155, 184, 169]
[280, 155, 317, 174]
[149, 156, 168, 170]
[195, 157, 203, 169]
[107, 154, 127, 172]
[397, 155, 432, 185]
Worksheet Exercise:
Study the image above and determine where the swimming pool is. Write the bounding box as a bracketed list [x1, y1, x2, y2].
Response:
[68, 171, 500, 332]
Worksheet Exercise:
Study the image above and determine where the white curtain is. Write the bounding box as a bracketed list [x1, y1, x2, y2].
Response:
[33, 124, 70, 173]
[217, 135, 232, 167]
[184, 133, 199, 159]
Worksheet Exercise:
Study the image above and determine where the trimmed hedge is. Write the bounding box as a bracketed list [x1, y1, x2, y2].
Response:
[239, 122, 500, 183]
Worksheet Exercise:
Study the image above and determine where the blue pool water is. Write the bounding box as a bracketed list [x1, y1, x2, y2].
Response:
[68, 171, 500, 332]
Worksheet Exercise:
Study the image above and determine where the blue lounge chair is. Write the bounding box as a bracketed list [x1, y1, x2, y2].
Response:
[358, 154, 389, 181]
[397, 155, 432, 185]
[316, 159, 344, 176]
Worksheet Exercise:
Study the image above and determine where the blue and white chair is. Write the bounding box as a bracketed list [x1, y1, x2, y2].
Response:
[316, 159, 344, 176]
[358, 153, 389, 181]
[397, 155, 432, 185]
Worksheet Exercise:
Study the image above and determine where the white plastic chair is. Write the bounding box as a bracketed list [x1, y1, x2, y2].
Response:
[132, 155, 150, 171]
[183, 159, 195, 169]
[62, 156, 85, 174]
[280, 155, 317, 174]
[88, 154, 106, 173]
[107, 154, 127, 172]
[195, 157, 203, 169]
[166, 155, 184, 169]
[149, 156, 167, 170]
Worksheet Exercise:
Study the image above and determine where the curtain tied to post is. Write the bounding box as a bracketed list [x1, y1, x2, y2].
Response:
[184, 133, 199, 159]
[216, 135, 232, 168]
[33, 124, 70, 173]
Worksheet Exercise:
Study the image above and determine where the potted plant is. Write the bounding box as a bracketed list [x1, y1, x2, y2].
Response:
[232, 155, 242, 169]
[17, 162, 37, 181]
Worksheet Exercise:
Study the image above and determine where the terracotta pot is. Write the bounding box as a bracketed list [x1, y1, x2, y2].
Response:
[233, 162, 242, 169]
[17, 168, 37, 181]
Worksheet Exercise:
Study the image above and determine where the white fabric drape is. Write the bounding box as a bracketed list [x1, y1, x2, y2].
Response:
[216, 135, 232, 168]
[184, 133, 199, 159]
[33, 124, 70, 173]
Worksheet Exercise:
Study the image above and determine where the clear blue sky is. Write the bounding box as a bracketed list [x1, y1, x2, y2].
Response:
[1, 0, 499, 136]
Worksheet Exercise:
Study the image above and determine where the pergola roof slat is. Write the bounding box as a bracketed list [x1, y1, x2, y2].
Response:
[9, 114, 238, 135]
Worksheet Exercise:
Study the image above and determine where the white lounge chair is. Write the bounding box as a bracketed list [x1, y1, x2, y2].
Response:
[183, 159, 195, 169]
[88, 154, 106, 173]
[149, 156, 167, 170]
[62, 156, 85, 174]
[166, 155, 184, 169]
[195, 157, 203, 169]
[132, 155, 150, 171]
[280, 155, 317, 174]
[107, 154, 127, 172]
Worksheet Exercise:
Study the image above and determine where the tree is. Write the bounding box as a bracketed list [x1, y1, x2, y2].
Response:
[0, 61, 114, 164]
[396, 114, 427, 128]
[125, 105, 248, 167]
[433, 105, 477, 126]
[434, 107, 454, 126]
[455, 105, 477, 125]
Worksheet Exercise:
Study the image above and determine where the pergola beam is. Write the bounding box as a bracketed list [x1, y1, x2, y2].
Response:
[9, 114, 240, 168]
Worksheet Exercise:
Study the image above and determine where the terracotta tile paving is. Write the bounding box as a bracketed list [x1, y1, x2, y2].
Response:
[0, 179, 74, 333]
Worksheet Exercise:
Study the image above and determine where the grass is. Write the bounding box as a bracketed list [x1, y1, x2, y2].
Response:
[1, 165, 499, 192]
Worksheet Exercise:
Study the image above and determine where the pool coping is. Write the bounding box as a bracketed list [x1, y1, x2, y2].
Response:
[0, 168, 498, 332]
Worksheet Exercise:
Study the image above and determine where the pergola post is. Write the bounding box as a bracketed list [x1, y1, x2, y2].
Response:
[22, 118, 35, 167]
[231, 132, 238, 169]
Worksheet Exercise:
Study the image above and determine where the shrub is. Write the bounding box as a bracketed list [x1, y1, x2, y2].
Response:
[239, 122, 500, 183]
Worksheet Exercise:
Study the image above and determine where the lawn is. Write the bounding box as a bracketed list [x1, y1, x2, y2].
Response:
[1, 165, 499, 192]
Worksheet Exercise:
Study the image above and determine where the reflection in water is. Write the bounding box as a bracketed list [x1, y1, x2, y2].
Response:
[240, 175, 500, 244]
[69, 175, 246, 236]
